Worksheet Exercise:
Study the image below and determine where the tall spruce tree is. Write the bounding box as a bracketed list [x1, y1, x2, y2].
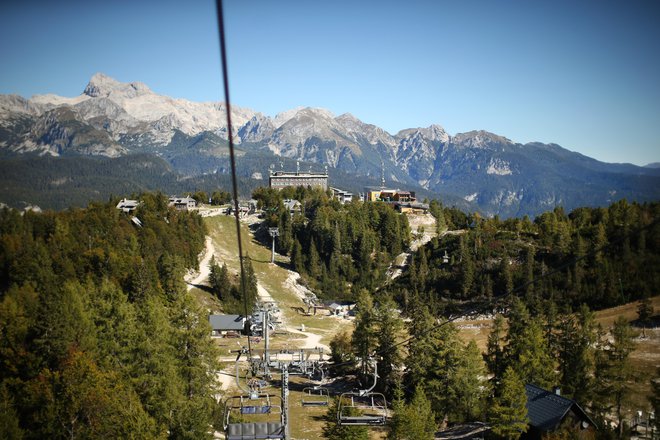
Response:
[449, 340, 489, 422]
[489, 367, 529, 440]
[594, 316, 638, 438]
[388, 385, 436, 440]
[374, 295, 404, 395]
[557, 305, 597, 403]
[351, 290, 377, 376]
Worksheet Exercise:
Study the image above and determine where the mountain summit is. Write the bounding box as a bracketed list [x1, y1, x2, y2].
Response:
[1, 74, 658, 217]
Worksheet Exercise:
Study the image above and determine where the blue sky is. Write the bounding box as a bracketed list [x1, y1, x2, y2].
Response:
[1, 0, 659, 166]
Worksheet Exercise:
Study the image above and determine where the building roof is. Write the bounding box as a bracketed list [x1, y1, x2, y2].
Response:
[209, 314, 245, 331]
[169, 196, 196, 205]
[283, 199, 301, 210]
[525, 384, 596, 432]
[116, 198, 140, 211]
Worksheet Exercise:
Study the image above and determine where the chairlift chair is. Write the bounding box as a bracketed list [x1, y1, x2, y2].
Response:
[223, 393, 284, 440]
[337, 391, 388, 426]
[336, 357, 388, 426]
[301, 386, 330, 407]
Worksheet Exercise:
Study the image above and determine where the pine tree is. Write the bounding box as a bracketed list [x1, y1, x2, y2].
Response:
[290, 239, 304, 274]
[387, 385, 408, 440]
[158, 253, 186, 301]
[308, 240, 321, 279]
[594, 316, 638, 437]
[485, 314, 507, 383]
[240, 256, 258, 308]
[459, 236, 475, 298]
[0, 383, 23, 440]
[351, 290, 377, 376]
[405, 299, 436, 391]
[374, 295, 404, 395]
[450, 340, 489, 422]
[407, 386, 438, 440]
[507, 317, 555, 389]
[637, 297, 653, 337]
[489, 367, 529, 440]
[557, 305, 596, 403]
[170, 293, 220, 439]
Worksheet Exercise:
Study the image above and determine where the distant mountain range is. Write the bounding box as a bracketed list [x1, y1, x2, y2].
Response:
[1, 73, 659, 216]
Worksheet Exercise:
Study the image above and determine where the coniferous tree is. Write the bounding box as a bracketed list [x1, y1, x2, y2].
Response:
[594, 317, 638, 438]
[290, 239, 304, 274]
[459, 236, 475, 298]
[637, 297, 653, 337]
[389, 385, 436, 440]
[557, 305, 597, 403]
[450, 340, 489, 422]
[485, 314, 507, 383]
[308, 240, 321, 279]
[489, 367, 529, 440]
[351, 290, 377, 376]
[405, 299, 436, 392]
[209, 258, 231, 301]
[240, 256, 258, 308]
[507, 317, 555, 389]
[0, 384, 23, 440]
[374, 295, 404, 395]
[170, 293, 220, 439]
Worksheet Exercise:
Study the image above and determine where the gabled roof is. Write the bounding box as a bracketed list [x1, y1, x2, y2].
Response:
[283, 199, 301, 209]
[525, 384, 596, 432]
[209, 314, 245, 331]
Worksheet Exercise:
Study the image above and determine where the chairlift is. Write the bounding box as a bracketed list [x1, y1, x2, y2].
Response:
[301, 386, 330, 407]
[223, 394, 284, 440]
[337, 391, 388, 426]
[224, 353, 284, 439]
[337, 357, 388, 426]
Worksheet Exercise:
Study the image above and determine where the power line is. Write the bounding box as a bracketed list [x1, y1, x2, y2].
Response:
[215, 0, 252, 357]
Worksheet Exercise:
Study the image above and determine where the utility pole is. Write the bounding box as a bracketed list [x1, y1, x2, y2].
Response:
[268, 227, 279, 264]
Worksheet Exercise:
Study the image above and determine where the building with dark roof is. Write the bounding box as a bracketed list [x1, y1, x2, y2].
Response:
[209, 314, 246, 336]
[524, 384, 597, 440]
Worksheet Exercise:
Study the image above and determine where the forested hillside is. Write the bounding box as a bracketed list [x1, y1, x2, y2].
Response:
[252, 186, 410, 301]
[0, 194, 219, 438]
[387, 199, 660, 315]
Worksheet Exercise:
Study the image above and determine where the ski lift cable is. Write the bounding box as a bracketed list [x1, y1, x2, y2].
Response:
[215, 0, 252, 358]
[331, 213, 660, 371]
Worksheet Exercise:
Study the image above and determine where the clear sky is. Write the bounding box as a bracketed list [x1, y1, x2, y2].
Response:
[1, 0, 659, 166]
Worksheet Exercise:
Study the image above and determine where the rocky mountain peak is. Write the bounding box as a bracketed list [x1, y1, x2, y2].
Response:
[83, 73, 152, 99]
[396, 124, 449, 143]
[452, 130, 512, 149]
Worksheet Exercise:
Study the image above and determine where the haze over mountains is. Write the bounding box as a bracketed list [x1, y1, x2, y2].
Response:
[1, 73, 658, 217]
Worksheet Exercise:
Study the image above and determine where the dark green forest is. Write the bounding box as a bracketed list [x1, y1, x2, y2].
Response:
[252, 186, 410, 301]
[1, 184, 658, 439]
[249, 188, 659, 439]
[0, 193, 220, 439]
[391, 199, 660, 315]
